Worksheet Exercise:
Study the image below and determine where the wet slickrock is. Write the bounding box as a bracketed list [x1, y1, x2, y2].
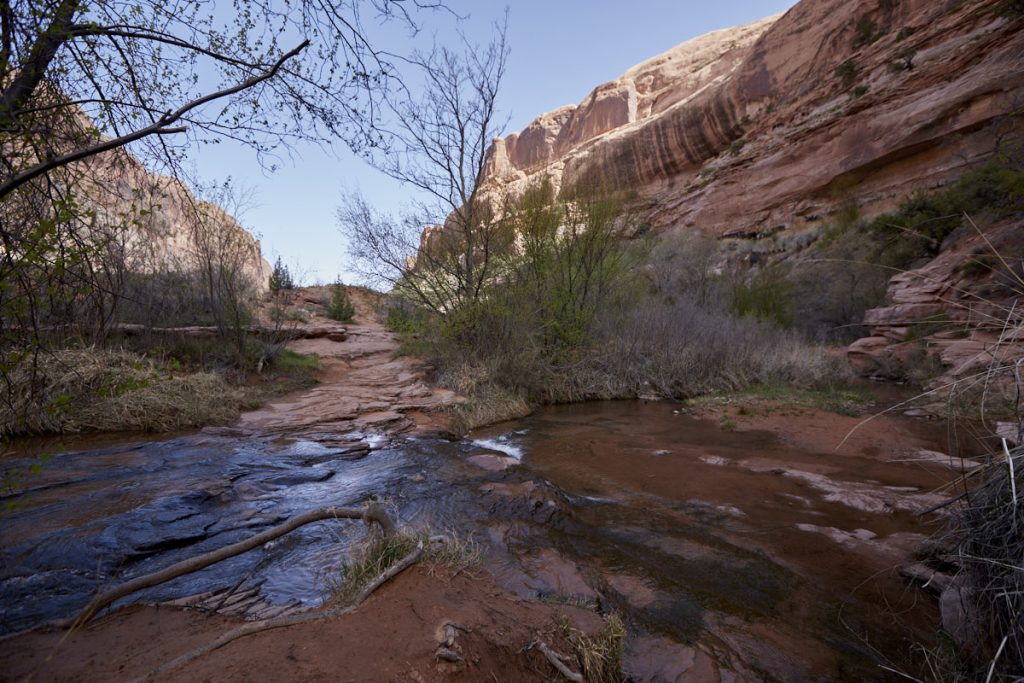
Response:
[239, 287, 458, 440]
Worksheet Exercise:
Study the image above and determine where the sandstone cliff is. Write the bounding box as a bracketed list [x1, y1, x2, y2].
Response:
[78, 148, 272, 292]
[484, 0, 1022, 234]
[479, 0, 1024, 382]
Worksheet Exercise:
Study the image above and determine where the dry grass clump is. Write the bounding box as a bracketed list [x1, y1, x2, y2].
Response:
[422, 530, 483, 577]
[446, 384, 532, 435]
[942, 442, 1024, 681]
[331, 531, 423, 605]
[331, 530, 482, 604]
[439, 361, 533, 434]
[0, 347, 244, 437]
[562, 613, 626, 683]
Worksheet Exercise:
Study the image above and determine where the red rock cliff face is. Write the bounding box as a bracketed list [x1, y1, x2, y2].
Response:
[483, 0, 1023, 236]
[77, 148, 272, 292]
[479, 0, 1024, 382]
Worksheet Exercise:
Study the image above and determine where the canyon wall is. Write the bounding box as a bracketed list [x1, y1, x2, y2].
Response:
[78, 148, 272, 292]
[483, 0, 1023, 235]
[478, 0, 1024, 380]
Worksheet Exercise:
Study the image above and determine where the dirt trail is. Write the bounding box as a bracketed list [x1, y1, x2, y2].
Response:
[239, 287, 457, 440]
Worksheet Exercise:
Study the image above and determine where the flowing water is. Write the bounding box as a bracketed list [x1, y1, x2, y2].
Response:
[0, 401, 955, 681]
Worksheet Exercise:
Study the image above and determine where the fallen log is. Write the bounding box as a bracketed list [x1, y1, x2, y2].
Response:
[0, 502, 397, 645]
[61, 503, 393, 630]
[109, 322, 346, 342]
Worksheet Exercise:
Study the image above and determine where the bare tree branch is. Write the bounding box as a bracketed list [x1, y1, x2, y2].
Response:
[0, 40, 309, 200]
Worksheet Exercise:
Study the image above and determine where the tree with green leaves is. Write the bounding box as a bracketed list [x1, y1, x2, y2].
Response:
[268, 256, 294, 293]
[326, 279, 356, 323]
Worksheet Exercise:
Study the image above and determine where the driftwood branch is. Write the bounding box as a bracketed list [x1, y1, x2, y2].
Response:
[535, 640, 583, 682]
[62, 503, 394, 629]
[135, 541, 423, 682]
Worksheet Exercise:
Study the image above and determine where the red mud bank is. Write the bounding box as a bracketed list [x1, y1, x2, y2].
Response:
[1, 567, 603, 683]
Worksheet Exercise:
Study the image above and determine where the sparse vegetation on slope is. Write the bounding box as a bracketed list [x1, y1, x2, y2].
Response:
[374, 179, 851, 432]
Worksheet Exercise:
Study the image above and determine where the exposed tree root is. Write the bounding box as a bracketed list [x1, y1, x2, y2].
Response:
[534, 639, 583, 682]
[0, 502, 395, 641]
[133, 541, 423, 682]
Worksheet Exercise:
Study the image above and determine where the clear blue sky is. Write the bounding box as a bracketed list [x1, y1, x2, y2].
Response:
[190, 1, 796, 284]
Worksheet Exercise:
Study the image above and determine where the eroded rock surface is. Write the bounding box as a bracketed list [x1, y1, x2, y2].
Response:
[239, 287, 458, 440]
[480, 0, 1023, 242]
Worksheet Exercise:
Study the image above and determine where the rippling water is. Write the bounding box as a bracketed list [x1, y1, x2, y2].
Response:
[0, 401, 953, 680]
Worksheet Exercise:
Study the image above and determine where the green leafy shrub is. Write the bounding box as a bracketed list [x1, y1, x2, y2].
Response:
[727, 138, 747, 156]
[326, 280, 356, 322]
[853, 17, 879, 48]
[730, 267, 794, 328]
[867, 162, 1024, 268]
[895, 26, 915, 41]
[268, 256, 294, 292]
[835, 59, 859, 87]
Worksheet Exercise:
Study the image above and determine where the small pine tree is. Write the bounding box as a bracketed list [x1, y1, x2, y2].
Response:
[326, 279, 356, 323]
[268, 256, 294, 292]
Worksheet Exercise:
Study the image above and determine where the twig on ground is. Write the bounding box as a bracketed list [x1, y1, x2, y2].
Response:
[532, 639, 583, 682]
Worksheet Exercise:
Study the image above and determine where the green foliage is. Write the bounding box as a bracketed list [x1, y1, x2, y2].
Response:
[326, 280, 356, 322]
[728, 138, 747, 156]
[268, 256, 295, 292]
[835, 59, 859, 87]
[895, 26, 915, 41]
[730, 267, 794, 328]
[2, 453, 55, 514]
[853, 17, 879, 48]
[270, 349, 320, 372]
[850, 84, 870, 99]
[957, 253, 1000, 278]
[866, 162, 1024, 268]
[384, 302, 422, 335]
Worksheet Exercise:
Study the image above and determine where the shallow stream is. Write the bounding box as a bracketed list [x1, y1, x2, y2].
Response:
[0, 401, 955, 680]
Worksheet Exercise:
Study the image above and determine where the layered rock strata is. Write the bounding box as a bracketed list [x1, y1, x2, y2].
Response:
[477, 0, 1024, 380]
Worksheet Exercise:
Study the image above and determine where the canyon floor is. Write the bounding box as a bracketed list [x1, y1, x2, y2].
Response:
[0, 289, 964, 682]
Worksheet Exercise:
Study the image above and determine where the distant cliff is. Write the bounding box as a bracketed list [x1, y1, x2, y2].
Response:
[478, 0, 1024, 382]
[78, 147, 272, 292]
[482, 0, 1022, 237]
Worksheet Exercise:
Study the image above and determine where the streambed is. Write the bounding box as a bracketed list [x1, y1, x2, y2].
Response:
[0, 400, 956, 680]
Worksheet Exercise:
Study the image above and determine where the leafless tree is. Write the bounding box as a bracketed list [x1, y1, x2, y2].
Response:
[0, 0, 455, 199]
[339, 17, 512, 314]
[0, 0, 455, 413]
